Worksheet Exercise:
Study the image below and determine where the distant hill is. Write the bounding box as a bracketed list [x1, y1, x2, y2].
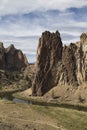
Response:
[0, 43, 35, 91]
[0, 43, 28, 70]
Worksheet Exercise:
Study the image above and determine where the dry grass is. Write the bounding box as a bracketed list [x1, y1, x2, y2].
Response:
[0, 99, 87, 130]
[0, 100, 63, 130]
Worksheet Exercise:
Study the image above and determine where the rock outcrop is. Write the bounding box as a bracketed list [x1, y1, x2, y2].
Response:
[0, 42, 5, 69]
[61, 44, 78, 86]
[32, 31, 63, 96]
[32, 31, 87, 96]
[0, 43, 28, 70]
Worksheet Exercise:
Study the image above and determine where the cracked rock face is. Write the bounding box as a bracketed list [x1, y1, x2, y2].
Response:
[32, 31, 87, 96]
[80, 33, 87, 82]
[60, 43, 78, 86]
[0, 43, 28, 70]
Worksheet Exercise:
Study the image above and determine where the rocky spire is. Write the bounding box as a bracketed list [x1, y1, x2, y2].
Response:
[32, 31, 63, 96]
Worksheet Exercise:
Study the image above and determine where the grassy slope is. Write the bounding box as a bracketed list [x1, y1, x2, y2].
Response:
[0, 100, 87, 130]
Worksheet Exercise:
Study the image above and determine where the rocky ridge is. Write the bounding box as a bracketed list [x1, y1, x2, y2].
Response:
[0, 43, 28, 70]
[32, 31, 87, 96]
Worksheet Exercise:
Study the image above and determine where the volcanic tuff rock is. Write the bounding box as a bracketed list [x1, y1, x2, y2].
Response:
[0, 43, 28, 70]
[32, 31, 87, 96]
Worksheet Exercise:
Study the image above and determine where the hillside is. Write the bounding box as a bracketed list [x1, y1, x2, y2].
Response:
[0, 43, 35, 92]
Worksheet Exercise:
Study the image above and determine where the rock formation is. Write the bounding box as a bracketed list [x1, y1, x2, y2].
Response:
[0, 42, 5, 69]
[32, 31, 87, 96]
[0, 43, 28, 70]
[32, 31, 63, 96]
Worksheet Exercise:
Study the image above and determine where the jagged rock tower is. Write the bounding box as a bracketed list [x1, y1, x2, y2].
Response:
[32, 31, 63, 96]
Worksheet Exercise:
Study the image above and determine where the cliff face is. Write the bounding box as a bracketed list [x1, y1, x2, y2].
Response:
[78, 33, 87, 83]
[0, 43, 28, 70]
[32, 31, 62, 96]
[0, 43, 5, 69]
[32, 31, 87, 96]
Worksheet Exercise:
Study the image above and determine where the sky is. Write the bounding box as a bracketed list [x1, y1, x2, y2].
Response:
[0, 0, 87, 63]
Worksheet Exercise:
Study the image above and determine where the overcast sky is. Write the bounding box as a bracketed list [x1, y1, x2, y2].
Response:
[0, 0, 87, 62]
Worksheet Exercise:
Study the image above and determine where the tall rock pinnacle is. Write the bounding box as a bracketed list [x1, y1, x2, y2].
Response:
[32, 31, 63, 96]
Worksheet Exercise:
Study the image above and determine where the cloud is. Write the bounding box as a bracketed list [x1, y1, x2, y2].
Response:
[0, 0, 87, 16]
[3, 37, 38, 63]
[0, 0, 87, 62]
[0, 8, 87, 45]
[0, 8, 87, 41]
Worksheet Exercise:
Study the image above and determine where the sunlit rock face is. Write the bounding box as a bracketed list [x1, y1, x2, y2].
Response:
[32, 31, 87, 96]
[80, 33, 87, 82]
[60, 43, 78, 86]
[0, 43, 28, 70]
